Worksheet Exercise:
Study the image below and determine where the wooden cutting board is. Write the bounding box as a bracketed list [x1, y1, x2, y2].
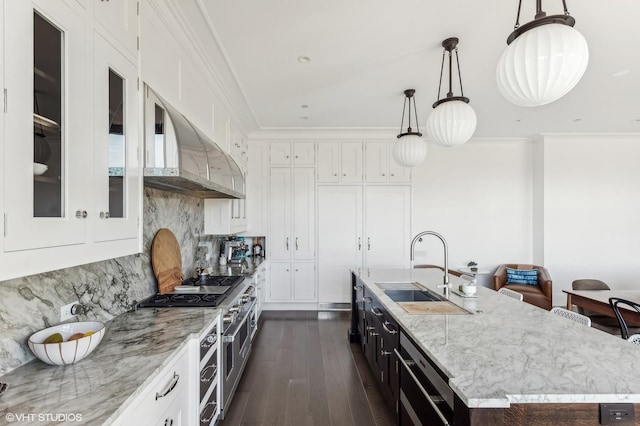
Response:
[398, 302, 470, 315]
[151, 228, 184, 294]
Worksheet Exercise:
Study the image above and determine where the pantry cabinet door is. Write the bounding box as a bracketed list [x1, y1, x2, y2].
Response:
[268, 168, 291, 260]
[93, 33, 140, 243]
[317, 186, 363, 303]
[364, 186, 410, 269]
[292, 167, 315, 260]
[4, 1, 90, 251]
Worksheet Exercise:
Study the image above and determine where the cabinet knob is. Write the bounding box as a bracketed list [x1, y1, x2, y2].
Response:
[334, 173, 338, 176]
[382, 173, 385, 176]
[285, 155, 289, 158]
[343, 173, 346, 176]
[99, 211, 110, 219]
[75, 210, 88, 219]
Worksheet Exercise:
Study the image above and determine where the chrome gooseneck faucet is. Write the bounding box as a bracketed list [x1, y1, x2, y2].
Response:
[410, 231, 450, 298]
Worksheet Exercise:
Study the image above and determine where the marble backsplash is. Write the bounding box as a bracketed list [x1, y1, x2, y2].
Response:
[0, 188, 222, 375]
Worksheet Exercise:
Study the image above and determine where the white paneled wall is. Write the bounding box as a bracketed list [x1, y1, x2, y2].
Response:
[537, 134, 640, 303]
[411, 139, 533, 287]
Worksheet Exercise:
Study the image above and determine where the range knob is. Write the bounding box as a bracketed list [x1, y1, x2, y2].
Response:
[228, 305, 241, 314]
[223, 313, 235, 324]
[241, 294, 251, 303]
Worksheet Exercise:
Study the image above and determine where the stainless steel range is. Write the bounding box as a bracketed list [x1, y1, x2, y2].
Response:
[137, 274, 257, 422]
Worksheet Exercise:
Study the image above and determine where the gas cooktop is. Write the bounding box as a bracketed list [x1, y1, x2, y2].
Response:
[137, 275, 245, 308]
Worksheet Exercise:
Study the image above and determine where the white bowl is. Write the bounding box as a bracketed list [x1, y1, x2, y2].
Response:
[460, 284, 477, 296]
[33, 163, 48, 176]
[28, 321, 105, 365]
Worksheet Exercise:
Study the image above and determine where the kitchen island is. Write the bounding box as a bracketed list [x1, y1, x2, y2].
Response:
[353, 268, 640, 425]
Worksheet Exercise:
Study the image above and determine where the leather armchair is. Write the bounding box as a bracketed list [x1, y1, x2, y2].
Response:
[493, 264, 552, 310]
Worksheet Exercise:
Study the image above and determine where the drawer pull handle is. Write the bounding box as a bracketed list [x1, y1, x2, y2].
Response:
[200, 365, 218, 383]
[382, 321, 398, 335]
[381, 350, 392, 356]
[394, 349, 450, 426]
[164, 419, 173, 426]
[371, 307, 383, 317]
[201, 402, 218, 422]
[155, 372, 179, 400]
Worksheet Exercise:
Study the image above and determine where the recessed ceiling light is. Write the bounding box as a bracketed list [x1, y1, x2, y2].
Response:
[300, 116, 309, 120]
[515, 119, 522, 122]
[301, 105, 309, 109]
[573, 118, 582, 122]
[611, 69, 630, 78]
[634, 119, 640, 122]
[297, 56, 311, 63]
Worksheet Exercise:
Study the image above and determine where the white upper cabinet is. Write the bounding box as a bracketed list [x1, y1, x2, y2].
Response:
[270, 141, 314, 165]
[340, 142, 364, 183]
[317, 141, 363, 183]
[269, 142, 291, 165]
[93, 33, 140, 242]
[317, 143, 340, 182]
[365, 140, 411, 183]
[94, 0, 139, 57]
[0, 0, 142, 280]
[293, 142, 315, 165]
[4, 1, 91, 251]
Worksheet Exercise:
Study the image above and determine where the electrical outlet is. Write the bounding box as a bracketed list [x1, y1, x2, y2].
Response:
[60, 301, 79, 322]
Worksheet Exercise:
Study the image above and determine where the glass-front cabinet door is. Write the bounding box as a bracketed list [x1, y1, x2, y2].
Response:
[3, 1, 90, 251]
[93, 33, 139, 242]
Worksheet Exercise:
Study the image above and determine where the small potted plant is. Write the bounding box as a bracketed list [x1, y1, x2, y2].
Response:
[467, 261, 478, 272]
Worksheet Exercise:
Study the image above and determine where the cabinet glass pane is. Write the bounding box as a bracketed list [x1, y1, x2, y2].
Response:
[33, 12, 64, 217]
[108, 69, 125, 218]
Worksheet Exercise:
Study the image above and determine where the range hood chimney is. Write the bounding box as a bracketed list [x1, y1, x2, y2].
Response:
[143, 85, 244, 199]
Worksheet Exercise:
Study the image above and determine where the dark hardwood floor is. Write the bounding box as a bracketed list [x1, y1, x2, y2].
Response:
[220, 311, 397, 426]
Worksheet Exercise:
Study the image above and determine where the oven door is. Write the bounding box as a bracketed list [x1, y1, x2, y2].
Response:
[221, 300, 255, 418]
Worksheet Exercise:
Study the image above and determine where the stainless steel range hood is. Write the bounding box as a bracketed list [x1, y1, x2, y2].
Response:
[143, 85, 244, 199]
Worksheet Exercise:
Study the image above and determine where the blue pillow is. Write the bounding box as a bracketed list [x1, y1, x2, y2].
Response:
[506, 267, 538, 285]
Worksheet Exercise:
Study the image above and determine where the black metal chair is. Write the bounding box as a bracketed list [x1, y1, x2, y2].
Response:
[608, 297, 640, 343]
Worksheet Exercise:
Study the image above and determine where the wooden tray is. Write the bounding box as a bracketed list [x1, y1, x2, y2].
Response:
[151, 228, 184, 294]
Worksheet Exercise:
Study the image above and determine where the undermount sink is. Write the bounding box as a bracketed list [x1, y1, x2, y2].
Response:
[374, 281, 423, 291]
[384, 289, 448, 303]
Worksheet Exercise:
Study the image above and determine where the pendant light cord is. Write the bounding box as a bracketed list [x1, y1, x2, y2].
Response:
[515, 0, 571, 29]
[400, 96, 407, 133]
[436, 50, 445, 101]
[455, 49, 465, 98]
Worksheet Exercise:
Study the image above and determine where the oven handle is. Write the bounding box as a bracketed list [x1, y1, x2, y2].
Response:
[223, 301, 256, 342]
[394, 348, 450, 426]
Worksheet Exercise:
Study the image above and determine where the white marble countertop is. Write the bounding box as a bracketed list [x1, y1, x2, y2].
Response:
[0, 308, 220, 425]
[357, 268, 640, 408]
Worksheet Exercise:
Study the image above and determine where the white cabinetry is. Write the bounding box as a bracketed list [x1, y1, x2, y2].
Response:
[268, 261, 315, 302]
[93, 0, 138, 57]
[317, 185, 411, 303]
[242, 141, 267, 236]
[113, 339, 198, 426]
[269, 141, 315, 165]
[204, 199, 247, 235]
[364, 141, 411, 183]
[0, 0, 142, 280]
[267, 142, 316, 304]
[317, 141, 363, 183]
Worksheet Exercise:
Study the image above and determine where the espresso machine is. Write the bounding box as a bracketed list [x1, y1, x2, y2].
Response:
[223, 239, 248, 264]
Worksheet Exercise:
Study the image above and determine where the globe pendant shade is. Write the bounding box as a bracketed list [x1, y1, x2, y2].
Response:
[426, 100, 477, 148]
[496, 23, 589, 107]
[392, 134, 427, 167]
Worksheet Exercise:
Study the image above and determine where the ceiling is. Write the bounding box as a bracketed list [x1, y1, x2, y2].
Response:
[201, 0, 640, 139]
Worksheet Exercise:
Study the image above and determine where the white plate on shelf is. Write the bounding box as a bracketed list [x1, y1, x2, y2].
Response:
[33, 163, 48, 176]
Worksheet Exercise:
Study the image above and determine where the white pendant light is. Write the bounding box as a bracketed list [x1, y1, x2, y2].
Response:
[426, 38, 477, 148]
[393, 89, 427, 167]
[496, 0, 589, 107]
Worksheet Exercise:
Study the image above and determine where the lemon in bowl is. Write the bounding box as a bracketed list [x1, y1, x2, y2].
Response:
[28, 321, 105, 365]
